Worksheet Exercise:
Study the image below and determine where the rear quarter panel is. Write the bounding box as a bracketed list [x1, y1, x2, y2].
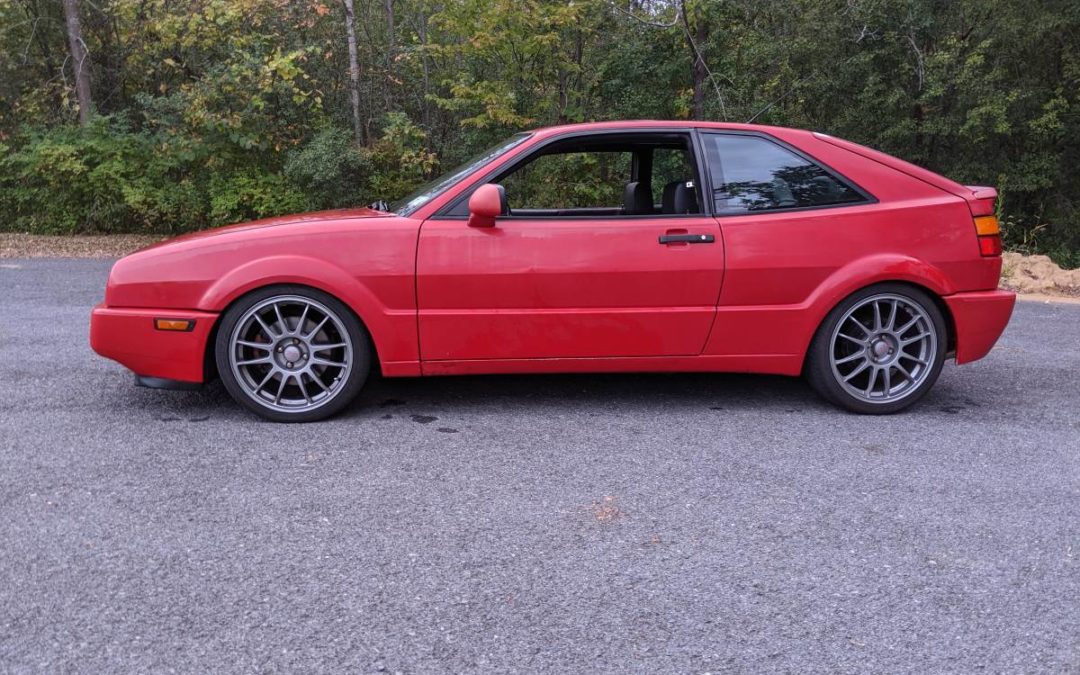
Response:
[705, 129, 999, 368]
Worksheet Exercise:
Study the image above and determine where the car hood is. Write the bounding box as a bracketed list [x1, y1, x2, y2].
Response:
[103, 206, 415, 310]
[136, 206, 390, 253]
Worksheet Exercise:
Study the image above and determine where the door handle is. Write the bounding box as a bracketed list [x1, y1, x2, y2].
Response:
[659, 233, 715, 244]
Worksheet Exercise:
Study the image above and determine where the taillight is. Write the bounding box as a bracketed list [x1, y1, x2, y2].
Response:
[973, 215, 1002, 257]
[978, 235, 1002, 256]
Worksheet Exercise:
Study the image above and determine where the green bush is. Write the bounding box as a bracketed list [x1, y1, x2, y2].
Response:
[0, 116, 326, 234]
[0, 117, 211, 233]
[364, 113, 439, 203]
[0, 118, 158, 233]
[208, 169, 310, 225]
[0, 113, 451, 235]
[284, 127, 371, 209]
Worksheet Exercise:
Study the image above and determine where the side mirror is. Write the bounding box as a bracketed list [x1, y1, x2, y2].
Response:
[468, 184, 506, 228]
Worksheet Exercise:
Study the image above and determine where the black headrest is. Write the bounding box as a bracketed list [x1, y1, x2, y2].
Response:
[623, 181, 653, 215]
[662, 180, 699, 214]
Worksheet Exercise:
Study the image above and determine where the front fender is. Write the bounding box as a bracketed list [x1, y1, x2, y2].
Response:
[199, 254, 418, 369]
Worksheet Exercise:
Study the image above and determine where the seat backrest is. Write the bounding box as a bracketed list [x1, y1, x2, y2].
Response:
[623, 181, 653, 215]
[662, 180, 699, 214]
[771, 177, 796, 207]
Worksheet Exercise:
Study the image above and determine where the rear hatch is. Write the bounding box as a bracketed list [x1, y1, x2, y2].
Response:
[814, 132, 1002, 256]
[813, 133, 994, 216]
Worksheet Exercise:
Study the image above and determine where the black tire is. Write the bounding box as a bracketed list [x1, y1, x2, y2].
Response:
[805, 283, 947, 414]
[214, 285, 371, 422]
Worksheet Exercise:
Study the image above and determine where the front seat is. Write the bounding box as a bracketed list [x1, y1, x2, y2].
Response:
[623, 181, 653, 215]
[662, 180, 699, 214]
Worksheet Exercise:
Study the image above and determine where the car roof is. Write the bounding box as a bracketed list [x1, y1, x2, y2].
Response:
[528, 120, 803, 140]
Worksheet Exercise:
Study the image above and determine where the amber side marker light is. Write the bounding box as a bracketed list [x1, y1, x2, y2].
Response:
[154, 318, 195, 332]
[974, 215, 1002, 256]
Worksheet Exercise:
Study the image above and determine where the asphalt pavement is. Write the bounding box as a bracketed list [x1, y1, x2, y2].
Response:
[1, 259, 1078, 673]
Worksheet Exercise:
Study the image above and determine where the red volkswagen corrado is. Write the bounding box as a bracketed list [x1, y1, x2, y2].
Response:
[91, 121, 1015, 421]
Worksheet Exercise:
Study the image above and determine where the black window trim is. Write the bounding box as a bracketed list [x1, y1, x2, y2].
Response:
[697, 129, 877, 217]
[432, 127, 715, 221]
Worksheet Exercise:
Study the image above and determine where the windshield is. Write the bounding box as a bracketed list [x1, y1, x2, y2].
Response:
[391, 132, 532, 216]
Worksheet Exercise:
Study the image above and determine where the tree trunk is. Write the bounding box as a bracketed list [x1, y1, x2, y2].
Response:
[342, 0, 364, 146]
[684, 3, 708, 120]
[418, 7, 432, 136]
[692, 21, 708, 119]
[62, 0, 93, 125]
[384, 0, 395, 109]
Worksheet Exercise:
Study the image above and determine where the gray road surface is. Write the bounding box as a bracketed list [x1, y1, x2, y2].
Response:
[1, 259, 1078, 673]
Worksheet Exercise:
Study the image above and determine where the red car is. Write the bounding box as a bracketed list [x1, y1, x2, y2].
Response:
[90, 121, 1015, 421]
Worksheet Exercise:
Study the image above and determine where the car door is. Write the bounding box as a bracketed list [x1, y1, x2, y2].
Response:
[415, 131, 725, 362]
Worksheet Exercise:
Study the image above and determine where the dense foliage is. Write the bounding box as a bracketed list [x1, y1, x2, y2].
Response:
[1, 0, 1077, 263]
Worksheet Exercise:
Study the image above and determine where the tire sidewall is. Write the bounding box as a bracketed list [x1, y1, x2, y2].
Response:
[214, 285, 371, 422]
[807, 283, 947, 414]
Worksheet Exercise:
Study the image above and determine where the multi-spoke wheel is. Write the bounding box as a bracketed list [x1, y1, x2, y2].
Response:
[215, 286, 371, 422]
[806, 284, 946, 414]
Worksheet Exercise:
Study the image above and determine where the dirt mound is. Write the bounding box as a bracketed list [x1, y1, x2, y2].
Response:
[1000, 252, 1080, 297]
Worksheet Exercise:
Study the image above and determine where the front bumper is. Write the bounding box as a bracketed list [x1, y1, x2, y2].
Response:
[943, 289, 1016, 364]
[90, 304, 219, 383]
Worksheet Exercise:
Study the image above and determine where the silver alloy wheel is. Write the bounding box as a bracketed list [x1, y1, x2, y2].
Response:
[228, 295, 353, 413]
[828, 293, 937, 404]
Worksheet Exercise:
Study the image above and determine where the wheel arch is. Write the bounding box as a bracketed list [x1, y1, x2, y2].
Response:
[798, 279, 957, 376]
[200, 273, 390, 382]
[797, 257, 959, 372]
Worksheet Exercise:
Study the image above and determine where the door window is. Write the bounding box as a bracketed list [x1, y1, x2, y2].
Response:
[443, 134, 704, 217]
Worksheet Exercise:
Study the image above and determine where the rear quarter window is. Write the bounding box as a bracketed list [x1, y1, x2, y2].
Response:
[702, 133, 867, 215]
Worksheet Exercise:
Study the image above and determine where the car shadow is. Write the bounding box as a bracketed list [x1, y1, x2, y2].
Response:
[340, 365, 1004, 422]
[101, 366, 999, 423]
[100, 370, 836, 424]
[340, 371, 828, 420]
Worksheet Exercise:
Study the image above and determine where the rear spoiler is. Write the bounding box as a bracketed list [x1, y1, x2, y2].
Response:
[963, 185, 998, 216]
[813, 132, 997, 216]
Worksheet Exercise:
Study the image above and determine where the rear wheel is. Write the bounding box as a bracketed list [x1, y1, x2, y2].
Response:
[806, 284, 946, 414]
[215, 286, 371, 422]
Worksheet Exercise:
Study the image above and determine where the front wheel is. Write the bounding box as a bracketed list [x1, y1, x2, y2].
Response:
[215, 286, 371, 422]
[805, 284, 947, 414]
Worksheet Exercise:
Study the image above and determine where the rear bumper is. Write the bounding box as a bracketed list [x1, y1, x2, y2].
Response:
[944, 289, 1016, 364]
[90, 304, 218, 383]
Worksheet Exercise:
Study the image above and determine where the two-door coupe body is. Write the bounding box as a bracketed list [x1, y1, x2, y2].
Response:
[91, 121, 1015, 421]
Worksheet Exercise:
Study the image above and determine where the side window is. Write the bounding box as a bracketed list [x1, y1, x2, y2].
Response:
[501, 151, 631, 211]
[703, 133, 866, 214]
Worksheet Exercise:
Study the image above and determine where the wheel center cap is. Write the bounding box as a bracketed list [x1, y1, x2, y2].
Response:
[283, 345, 302, 363]
[869, 334, 898, 361]
[872, 340, 890, 358]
